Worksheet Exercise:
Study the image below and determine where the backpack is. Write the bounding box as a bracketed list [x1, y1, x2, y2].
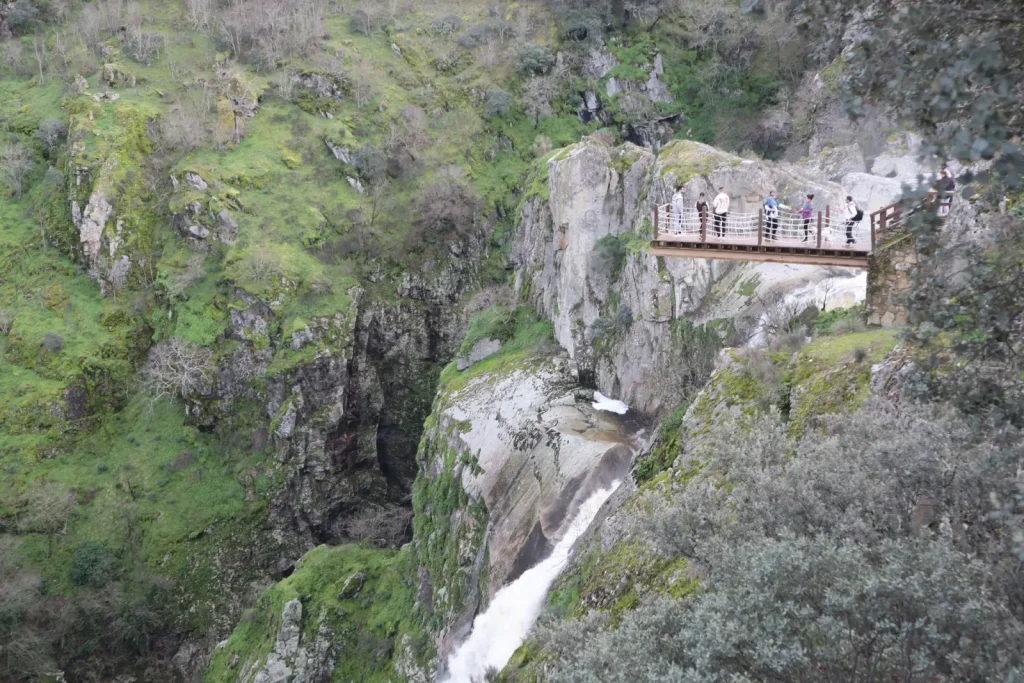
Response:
[852, 202, 864, 221]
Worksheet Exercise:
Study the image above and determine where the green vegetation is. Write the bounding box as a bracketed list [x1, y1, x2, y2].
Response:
[206, 544, 430, 682]
[438, 307, 554, 394]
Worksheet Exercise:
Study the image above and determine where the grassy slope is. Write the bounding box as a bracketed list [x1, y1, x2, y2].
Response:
[0, 0, 801, 677]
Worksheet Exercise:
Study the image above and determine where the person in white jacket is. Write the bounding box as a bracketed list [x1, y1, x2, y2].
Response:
[671, 184, 685, 233]
[844, 196, 863, 246]
[712, 187, 729, 238]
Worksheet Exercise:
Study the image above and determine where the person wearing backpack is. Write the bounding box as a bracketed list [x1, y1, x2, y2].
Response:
[799, 193, 815, 242]
[763, 191, 791, 242]
[844, 196, 863, 246]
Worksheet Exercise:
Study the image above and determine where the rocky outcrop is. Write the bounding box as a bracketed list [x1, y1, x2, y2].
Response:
[234, 599, 337, 683]
[414, 354, 641, 667]
[512, 136, 864, 414]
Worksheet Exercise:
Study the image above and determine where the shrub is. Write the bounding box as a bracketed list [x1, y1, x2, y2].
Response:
[542, 536, 1023, 681]
[0, 143, 33, 198]
[139, 337, 214, 400]
[7, 0, 40, 34]
[483, 88, 515, 118]
[353, 143, 387, 182]
[516, 42, 555, 75]
[593, 234, 627, 278]
[33, 119, 67, 157]
[70, 541, 118, 588]
[412, 176, 480, 241]
[41, 332, 64, 353]
[162, 95, 212, 152]
[0, 309, 14, 334]
[539, 401, 1024, 680]
[430, 14, 462, 35]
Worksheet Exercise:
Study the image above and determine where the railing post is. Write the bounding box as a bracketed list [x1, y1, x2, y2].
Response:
[700, 211, 706, 244]
[757, 208, 763, 247]
[816, 211, 823, 248]
[653, 205, 659, 239]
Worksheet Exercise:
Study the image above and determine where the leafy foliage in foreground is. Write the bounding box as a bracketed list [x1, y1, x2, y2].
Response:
[538, 402, 1024, 680]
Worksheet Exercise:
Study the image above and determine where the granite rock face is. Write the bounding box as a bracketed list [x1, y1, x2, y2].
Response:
[512, 136, 865, 413]
[414, 355, 640, 665]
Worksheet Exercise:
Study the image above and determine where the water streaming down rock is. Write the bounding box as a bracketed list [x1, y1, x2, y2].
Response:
[444, 480, 623, 682]
[592, 391, 629, 415]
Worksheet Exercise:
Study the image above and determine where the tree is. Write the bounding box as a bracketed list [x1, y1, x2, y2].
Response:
[33, 119, 66, 157]
[353, 143, 388, 182]
[799, 0, 1024, 193]
[0, 143, 32, 198]
[70, 541, 119, 588]
[521, 76, 557, 126]
[484, 88, 515, 118]
[796, 0, 1024, 424]
[139, 337, 214, 401]
[412, 175, 480, 241]
[17, 482, 76, 558]
[516, 42, 555, 75]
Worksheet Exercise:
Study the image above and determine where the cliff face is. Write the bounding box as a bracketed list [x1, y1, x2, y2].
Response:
[512, 137, 860, 414]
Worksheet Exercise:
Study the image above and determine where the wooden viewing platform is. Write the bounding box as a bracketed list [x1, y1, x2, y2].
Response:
[651, 202, 904, 269]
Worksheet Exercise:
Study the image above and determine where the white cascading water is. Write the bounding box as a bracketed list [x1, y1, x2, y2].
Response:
[445, 480, 622, 683]
[592, 391, 629, 415]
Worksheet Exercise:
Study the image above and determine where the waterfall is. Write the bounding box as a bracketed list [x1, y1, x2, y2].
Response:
[444, 480, 622, 683]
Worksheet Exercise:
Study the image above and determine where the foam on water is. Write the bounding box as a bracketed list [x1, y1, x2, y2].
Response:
[592, 391, 629, 415]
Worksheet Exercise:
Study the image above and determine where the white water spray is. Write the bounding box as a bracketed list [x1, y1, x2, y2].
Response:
[592, 391, 629, 415]
[445, 480, 622, 683]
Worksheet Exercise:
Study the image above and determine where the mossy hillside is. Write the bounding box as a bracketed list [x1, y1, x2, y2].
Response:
[549, 539, 697, 621]
[787, 329, 899, 437]
[205, 543, 430, 683]
[505, 538, 696, 680]
[2, 392, 283, 632]
[0, 177, 147, 451]
[657, 139, 743, 186]
[438, 306, 554, 395]
[411, 409, 489, 634]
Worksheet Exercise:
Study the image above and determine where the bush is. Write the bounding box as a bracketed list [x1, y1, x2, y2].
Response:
[0, 143, 33, 198]
[70, 541, 118, 588]
[353, 143, 387, 182]
[412, 176, 481, 241]
[34, 119, 67, 157]
[542, 536, 1023, 681]
[430, 14, 462, 35]
[538, 401, 1024, 680]
[483, 88, 515, 118]
[0, 309, 14, 334]
[593, 234, 627, 278]
[139, 337, 214, 400]
[41, 332, 64, 353]
[7, 0, 40, 34]
[516, 42, 555, 75]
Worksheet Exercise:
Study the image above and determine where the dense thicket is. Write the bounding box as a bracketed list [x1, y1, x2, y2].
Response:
[541, 403, 1024, 680]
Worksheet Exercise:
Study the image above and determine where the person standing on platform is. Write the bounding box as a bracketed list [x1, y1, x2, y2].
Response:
[713, 187, 729, 238]
[844, 196, 863, 246]
[671, 184, 686, 233]
[799, 193, 815, 242]
[696, 192, 709, 236]
[763, 191, 791, 241]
